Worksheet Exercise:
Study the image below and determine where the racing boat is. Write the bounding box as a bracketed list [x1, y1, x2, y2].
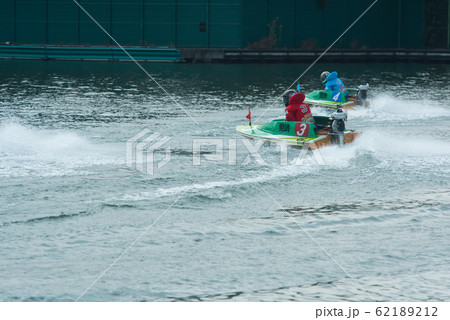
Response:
[304, 84, 370, 109]
[236, 109, 359, 148]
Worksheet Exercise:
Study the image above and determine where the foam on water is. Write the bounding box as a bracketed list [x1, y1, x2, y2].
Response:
[120, 161, 317, 201]
[118, 127, 449, 202]
[1, 121, 88, 155]
[350, 94, 450, 121]
[120, 142, 364, 202]
[152, 129, 448, 200]
[0, 121, 122, 177]
[354, 129, 450, 157]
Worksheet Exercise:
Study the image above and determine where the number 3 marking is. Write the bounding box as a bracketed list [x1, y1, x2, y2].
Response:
[297, 123, 307, 136]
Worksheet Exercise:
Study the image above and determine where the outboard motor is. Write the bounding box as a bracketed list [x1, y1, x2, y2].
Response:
[330, 108, 347, 145]
[356, 83, 369, 106]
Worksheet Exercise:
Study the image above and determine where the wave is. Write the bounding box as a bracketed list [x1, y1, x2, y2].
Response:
[0, 121, 122, 177]
[165, 271, 450, 301]
[165, 278, 355, 302]
[119, 158, 323, 201]
[353, 129, 450, 161]
[1, 210, 92, 227]
[118, 128, 450, 202]
[280, 195, 445, 216]
[350, 94, 450, 121]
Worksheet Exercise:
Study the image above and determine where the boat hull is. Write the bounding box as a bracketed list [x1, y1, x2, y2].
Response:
[236, 124, 360, 148]
[305, 88, 370, 110]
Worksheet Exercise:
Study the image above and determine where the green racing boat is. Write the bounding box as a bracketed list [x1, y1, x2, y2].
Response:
[304, 84, 370, 110]
[236, 109, 360, 149]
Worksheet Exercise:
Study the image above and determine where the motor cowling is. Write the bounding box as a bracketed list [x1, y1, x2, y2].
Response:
[356, 83, 369, 105]
[331, 108, 347, 133]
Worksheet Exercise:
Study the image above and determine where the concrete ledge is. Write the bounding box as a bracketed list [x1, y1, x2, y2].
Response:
[181, 49, 450, 63]
[178, 48, 224, 63]
[1, 46, 449, 63]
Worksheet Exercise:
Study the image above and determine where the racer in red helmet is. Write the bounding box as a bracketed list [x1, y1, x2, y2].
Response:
[284, 92, 314, 122]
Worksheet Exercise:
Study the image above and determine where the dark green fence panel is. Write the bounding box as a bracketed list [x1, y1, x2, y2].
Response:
[346, 0, 397, 49]
[242, 0, 268, 47]
[47, 0, 78, 45]
[111, 0, 143, 46]
[242, 0, 426, 50]
[376, 0, 401, 48]
[176, 0, 208, 47]
[347, 0, 376, 49]
[144, 0, 176, 46]
[0, 0, 14, 43]
[78, 0, 111, 46]
[295, 1, 322, 49]
[15, 0, 46, 44]
[0, 0, 429, 49]
[209, 0, 241, 48]
[400, 0, 425, 48]
[267, 0, 295, 48]
[321, 1, 349, 49]
[423, 0, 448, 48]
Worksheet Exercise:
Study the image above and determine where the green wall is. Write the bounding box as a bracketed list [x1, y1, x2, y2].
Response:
[242, 0, 426, 49]
[0, 0, 430, 49]
[209, 0, 241, 47]
[423, 0, 449, 48]
[144, 1, 176, 46]
[47, 0, 78, 45]
[16, 0, 47, 44]
[0, 0, 14, 44]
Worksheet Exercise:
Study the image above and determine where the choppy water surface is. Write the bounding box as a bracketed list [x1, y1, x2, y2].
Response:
[0, 61, 449, 301]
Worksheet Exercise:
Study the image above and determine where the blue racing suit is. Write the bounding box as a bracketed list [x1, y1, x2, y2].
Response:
[324, 71, 348, 95]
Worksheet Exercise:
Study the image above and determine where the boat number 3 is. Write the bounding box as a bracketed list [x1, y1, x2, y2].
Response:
[295, 123, 309, 137]
[332, 92, 341, 101]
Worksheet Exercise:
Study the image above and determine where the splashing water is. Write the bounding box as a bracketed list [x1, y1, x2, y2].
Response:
[0, 121, 122, 177]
